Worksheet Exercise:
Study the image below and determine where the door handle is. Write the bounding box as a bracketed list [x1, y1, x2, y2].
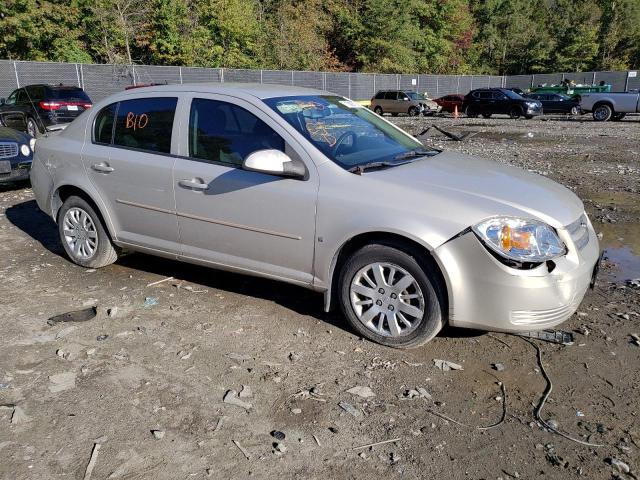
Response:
[91, 163, 114, 173]
[178, 179, 208, 191]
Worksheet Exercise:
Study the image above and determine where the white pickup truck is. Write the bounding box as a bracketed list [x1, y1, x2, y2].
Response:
[579, 92, 640, 121]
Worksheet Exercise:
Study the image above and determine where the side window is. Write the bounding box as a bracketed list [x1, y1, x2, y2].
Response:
[472, 91, 480, 99]
[113, 97, 177, 154]
[15, 90, 27, 104]
[189, 98, 285, 166]
[384, 91, 397, 100]
[94, 103, 117, 145]
[374, 91, 385, 99]
[493, 92, 507, 100]
[5, 91, 18, 105]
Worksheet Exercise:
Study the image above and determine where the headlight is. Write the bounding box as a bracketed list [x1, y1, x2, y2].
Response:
[20, 144, 30, 156]
[29, 138, 36, 151]
[525, 101, 538, 108]
[473, 217, 566, 263]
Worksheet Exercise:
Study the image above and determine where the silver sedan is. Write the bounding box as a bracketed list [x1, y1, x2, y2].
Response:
[30, 84, 600, 348]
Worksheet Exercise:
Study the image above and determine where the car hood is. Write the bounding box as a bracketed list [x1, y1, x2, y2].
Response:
[367, 151, 584, 231]
[0, 126, 30, 143]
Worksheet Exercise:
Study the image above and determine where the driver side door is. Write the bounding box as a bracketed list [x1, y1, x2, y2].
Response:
[173, 95, 319, 285]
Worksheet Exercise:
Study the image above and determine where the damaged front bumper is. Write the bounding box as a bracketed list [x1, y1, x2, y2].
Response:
[434, 215, 600, 332]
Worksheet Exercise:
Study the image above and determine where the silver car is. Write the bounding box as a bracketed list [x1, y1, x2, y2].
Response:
[30, 84, 600, 348]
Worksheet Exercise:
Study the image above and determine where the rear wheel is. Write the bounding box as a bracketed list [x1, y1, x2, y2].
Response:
[593, 104, 613, 121]
[339, 244, 444, 348]
[58, 196, 118, 268]
[373, 106, 383, 116]
[509, 107, 523, 119]
[26, 117, 39, 138]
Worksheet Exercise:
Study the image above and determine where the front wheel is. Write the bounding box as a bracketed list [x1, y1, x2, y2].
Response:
[58, 195, 118, 268]
[408, 106, 420, 117]
[339, 244, 444, 348]
[570, 106, 580, 116]
[465, 106, 478, 118]
[509, 107, 522, 119]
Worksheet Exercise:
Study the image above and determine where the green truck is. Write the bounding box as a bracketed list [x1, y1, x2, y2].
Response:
[530, 84, 611, 95]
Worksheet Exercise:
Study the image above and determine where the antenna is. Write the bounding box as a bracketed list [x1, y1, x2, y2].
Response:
[22, 85, 49, 138]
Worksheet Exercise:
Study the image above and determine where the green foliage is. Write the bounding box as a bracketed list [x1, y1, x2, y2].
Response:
[0, 0, 638, 74]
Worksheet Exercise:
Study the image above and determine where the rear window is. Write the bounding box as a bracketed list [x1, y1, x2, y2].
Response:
[47, 88, 92, 103]
[112, 97, 177, 154]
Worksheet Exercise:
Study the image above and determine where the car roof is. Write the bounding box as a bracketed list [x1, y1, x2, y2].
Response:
[117, 83, 330, 100]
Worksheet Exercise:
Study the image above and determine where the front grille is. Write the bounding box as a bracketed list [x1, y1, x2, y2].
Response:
[566, 214, 589, 251]
[0, 142, 18, 159]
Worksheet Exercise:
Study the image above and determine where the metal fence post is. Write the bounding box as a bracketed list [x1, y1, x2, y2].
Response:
[79, 64, 85, 90]
[179, 66, 183, 84]
[531, 74, 535, 88]
[75, 64, 81, 87]
[456, 76, 460, 94]
[592, 72, 596, 85]
[220, 68, 224, 83]
[260, 69, 263, 84]
[291, 70, 294, 85]
[372, 74, 376, 95]
[13, 61, 20, 88]
[436, 76, 439, 96]
[323, 72, 326, 91]
[348, 74, 351, 99]
[624, 71, 630, 92]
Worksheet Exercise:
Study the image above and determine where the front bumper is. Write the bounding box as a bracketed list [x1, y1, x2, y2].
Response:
[525, 104, 543, 116]
[434, 216, 600, 332]
[0, 159, 32, 183]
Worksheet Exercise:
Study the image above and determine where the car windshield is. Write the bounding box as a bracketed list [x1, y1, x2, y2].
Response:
[502, 89, 524, 100]
[264, 95, 435, 169]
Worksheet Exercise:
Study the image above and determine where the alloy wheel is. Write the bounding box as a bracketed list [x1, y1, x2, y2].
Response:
[62, 207, 98, 259]
[349, 262, 425, 337]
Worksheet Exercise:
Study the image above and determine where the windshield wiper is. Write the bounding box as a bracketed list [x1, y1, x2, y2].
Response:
[393, 149, 436, 161]
[347, 161, 399, 175]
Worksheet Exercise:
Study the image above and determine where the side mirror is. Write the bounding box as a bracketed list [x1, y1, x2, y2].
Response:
[242, 149, 306, 179]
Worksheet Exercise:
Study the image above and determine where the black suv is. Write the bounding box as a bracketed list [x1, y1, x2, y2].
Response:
[0, 84, 92, 137]
[462, 88, 542, 119]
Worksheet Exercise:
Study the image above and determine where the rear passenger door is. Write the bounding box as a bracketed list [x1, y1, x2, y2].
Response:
[172, 94, 318, 285]
[82, 96, 180, 254]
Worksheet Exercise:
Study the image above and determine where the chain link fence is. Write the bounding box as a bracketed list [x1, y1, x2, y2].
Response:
[0, 60, 638, 103]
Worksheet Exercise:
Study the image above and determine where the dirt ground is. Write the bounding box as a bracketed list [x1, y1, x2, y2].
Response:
[1, 113, 639, 480]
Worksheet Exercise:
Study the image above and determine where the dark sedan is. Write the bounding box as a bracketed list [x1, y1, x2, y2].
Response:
[0, 126, 34, 183]
[525, 93, 581, 115]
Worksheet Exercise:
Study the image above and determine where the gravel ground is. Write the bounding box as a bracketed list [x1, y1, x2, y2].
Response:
[0, 114, 638, 480]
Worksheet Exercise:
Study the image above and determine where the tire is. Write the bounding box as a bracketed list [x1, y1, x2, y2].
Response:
[465, 106, 478, 118]
[58, 195, 118, 268]
[592, 103, 613, 122]
[509, 107, 522, 119]
[570, 106, 580, 116]
[612, 112, 626, 121]
[408, 106, 420, 117]
[338, 243, 444, 348]
[481, 113, 492, 119]
[26, 117, 39, 138]
[373, 106, 383, 116]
